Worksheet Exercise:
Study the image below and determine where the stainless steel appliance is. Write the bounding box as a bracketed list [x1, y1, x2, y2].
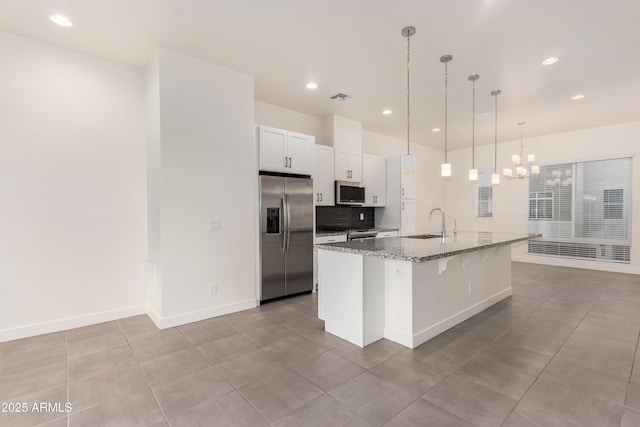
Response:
[259, 172, 313, 302]
[335, 181, 365, 205]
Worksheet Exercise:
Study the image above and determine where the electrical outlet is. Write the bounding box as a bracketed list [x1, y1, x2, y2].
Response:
[209, 220, 221, 232]
[359, 213, 365, 221]
[208, 283, 217, 295]
[394, 264, 402, 277]
[468, 282, 472, 295]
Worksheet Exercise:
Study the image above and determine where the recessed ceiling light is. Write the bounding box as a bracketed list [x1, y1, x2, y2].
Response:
[382, 109, 392, 115]
[571, 94, 585, 100]
[542, 57, 559, 66]
[432, 128, 441, 132]
[305, 82, 318, 89]
[50, 14, 73, 27]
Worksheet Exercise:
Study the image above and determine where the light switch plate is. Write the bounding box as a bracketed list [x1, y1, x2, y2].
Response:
[209, 220, 221, 232]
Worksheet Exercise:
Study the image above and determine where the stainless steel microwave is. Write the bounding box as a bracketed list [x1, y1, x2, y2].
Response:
[335, 181, 365, 205]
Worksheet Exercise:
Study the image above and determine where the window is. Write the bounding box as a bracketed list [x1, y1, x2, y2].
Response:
[477, 170, 493, 218]
[528, 157, 632, 263]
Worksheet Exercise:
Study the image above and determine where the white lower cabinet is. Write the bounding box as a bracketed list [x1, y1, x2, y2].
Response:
[314, 234, 347, 320]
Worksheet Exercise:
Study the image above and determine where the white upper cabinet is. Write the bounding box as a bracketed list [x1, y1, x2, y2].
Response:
[257, 125, 313, 175]
[363, 153, 386, 206]
[334, 149, 362, 182]
[400, 199, 416, 235]
[400, 155, 416, 200]
[314, 145, 335, 206]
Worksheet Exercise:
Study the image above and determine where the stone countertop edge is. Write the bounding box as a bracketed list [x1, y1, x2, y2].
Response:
[316, 232, 542, 263]
[315, 228, 400, 238]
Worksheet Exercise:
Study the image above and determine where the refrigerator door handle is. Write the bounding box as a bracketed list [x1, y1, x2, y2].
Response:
[285, 194, 291, 252]
[281, 196, 287, 252]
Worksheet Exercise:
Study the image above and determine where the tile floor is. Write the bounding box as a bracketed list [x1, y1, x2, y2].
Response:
[1, 262, 639, 427]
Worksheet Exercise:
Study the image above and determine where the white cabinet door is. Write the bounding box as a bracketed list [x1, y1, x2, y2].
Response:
[334, 149, 362, 182]
[400, 199, 416, 235]
[259, 126, 287, 172]
[334, 149, 350, 181]
[314, 145, 335, 206]
[287, 131, 313, 175]
[363, 154, 386, 206]
[348, 152, 363, 182]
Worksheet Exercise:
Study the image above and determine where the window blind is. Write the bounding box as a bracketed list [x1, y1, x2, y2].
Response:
[528, 157, 632, 263]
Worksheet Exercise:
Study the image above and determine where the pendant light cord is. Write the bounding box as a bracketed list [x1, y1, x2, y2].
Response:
[444, 61, 448, 163]
[471, 78, 476, 168]
[407, 34, 410, 155]
[493, 90, 500, 173]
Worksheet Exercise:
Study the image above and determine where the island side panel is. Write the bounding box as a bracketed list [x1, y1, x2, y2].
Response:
[318, 249, 366, 347]
[383, 245, 512, 349]
[363, 256, 386, 346]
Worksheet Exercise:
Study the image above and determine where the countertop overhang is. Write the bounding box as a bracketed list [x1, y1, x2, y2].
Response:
[316, 231, 541, 263]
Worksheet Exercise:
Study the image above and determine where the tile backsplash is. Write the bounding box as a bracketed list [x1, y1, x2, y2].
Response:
[316, 206, 374, 230]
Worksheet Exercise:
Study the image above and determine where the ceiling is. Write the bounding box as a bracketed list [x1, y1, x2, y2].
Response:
[1, 0, 639, 150]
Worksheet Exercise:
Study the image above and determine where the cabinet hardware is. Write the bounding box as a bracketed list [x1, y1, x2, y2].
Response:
[320, 193, 323, 202]
[289, 157, 292, 168]
[402, 188, 405, 196]
[402, 202, 405, 210]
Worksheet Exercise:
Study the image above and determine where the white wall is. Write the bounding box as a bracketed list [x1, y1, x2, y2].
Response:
[147, 49, 256, 327]
[0, 31, 147, 341]
[444, 120, 640, 274]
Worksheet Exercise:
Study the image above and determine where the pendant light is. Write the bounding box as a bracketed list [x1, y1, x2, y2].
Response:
[440, 54, 452, 177]
[491, 89, 501, 185]
[468, 74, 479, 181]
[504, 121, 540, 179]
[402, 26, 416, 170]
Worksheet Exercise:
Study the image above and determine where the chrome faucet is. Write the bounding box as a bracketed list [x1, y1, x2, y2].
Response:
[428, 208, 446, 239]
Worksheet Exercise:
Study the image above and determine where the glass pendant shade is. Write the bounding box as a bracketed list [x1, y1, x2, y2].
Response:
[516, 166, 526, 176]
[491, 173, 501, 184]
[512, 154, 521, 165]
[528, 154, 536, 163]
[441, 163, 452, 177]
[531, 165, 540, 175]
[468, 168, 478, 181]
[503, 168, 513, 177]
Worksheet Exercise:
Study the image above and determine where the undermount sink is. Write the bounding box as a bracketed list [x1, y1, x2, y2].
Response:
[403, 234, 442, 239]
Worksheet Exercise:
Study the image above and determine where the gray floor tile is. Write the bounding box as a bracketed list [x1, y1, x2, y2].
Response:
[555, 331, 635, 378]
[68, 363, 148, 411]
[140, 348, 209, 385]
[67, 345, 135, 382]
[576, 311, 640, 344]
[627, 380, 640, 411]
[261, 333, 329, 365]
[242, 323, 295, 347]
[514, 377, 623, 427]
[590, 296, 640, 321]
[0, 385, 68, 427]
[197, 334, 260, 364]
[329, 372, 418, 426]
[0, 344, 66, 377]
[151, 367, 234, 418]
[34, 417, 68, 427]
[238, 367, 323, 422]
[497, 326, 566, 357]
[118, 314, 172, 343]
[383, 398, 474, 427]
[511, 283, 560, 301]
[633, 358, 640, 383]
[148, 420, 169, 427]
[469, 314, 518, 340]
[0, 361, 66, 402]
[67, 330, 128, 359]
[290, 350, 366, 392]
[0, 331, 66, 354]
[272, 394, 372, 427]
[621, 408, 640, 427]
[166, 391, 269, 427]
[475, 341, 552, 377]
[421, 332, 493, 373]
[177, 318, 236, 346]
[69, 386, 163, 427]
[258, 303, 305, 323]
[280, 313, 326, 335]
[295, 327, 351, 350]
[130, 329, 192, 362]
[220, 309, 274, 333]
[423, 372, 518, 427]
[66, 320, 121, 342]
[215, 349, 288, 388]
[333, 339, 407, 369]
[370, 351, 446, 395]
[541, 357, 629, 403]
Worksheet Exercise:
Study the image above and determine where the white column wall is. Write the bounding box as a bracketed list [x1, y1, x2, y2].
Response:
[148, 49, 257, 327]
[0, 31, 147, 341]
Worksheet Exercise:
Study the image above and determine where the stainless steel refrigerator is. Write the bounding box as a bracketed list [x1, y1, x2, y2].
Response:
[259, 173, 313, 302]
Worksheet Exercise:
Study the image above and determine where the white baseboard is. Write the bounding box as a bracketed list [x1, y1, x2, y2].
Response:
[408, 288, 512, 349]
[146, 299, 258, 330]
[0, 305, 146, 343]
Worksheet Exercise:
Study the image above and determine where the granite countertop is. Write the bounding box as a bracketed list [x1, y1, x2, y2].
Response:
[315, 227, 399, 238]
[316, 231, 541, 263]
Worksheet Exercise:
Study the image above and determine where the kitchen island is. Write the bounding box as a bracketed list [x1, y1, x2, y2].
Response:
[316, 231, 540, 349]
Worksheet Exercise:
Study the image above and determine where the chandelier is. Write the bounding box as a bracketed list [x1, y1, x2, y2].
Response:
[503, 121, 539, 179]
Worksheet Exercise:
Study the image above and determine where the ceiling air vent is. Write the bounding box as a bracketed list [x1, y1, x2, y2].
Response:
[330, 93, 352, 102]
